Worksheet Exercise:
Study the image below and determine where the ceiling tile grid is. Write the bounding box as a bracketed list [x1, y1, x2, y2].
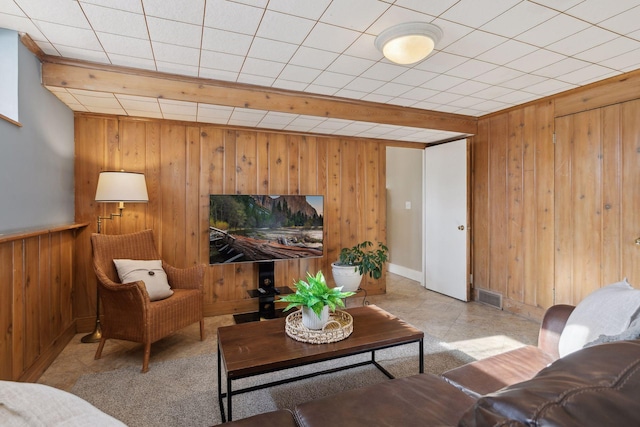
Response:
[3, 0, 640, 143]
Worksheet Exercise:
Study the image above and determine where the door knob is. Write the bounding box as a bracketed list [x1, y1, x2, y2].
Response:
[458, 225, 465, 231]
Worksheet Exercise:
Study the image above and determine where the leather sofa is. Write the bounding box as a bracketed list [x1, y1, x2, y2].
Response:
[221, 304, 640, 426]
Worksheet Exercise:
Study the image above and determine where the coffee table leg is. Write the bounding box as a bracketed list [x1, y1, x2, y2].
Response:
[227, 376, 233, 421]
[217, 343, 226, 423]
[419, 338, 424, 373]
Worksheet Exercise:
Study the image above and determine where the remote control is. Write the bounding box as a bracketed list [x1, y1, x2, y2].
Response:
[257, 287, 267, 294]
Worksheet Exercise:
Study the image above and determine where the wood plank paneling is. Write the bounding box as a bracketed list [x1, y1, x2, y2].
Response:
[74, 115, 387, 320]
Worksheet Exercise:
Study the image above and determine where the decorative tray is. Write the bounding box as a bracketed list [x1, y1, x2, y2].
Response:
[285, 310, 353, 344]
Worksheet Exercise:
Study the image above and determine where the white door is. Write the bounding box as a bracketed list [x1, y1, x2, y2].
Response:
[424, 139, 469, 301]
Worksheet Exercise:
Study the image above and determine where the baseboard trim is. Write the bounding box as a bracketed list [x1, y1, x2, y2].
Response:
[20, 323, 76, 382]
[388, 263, 423, 284]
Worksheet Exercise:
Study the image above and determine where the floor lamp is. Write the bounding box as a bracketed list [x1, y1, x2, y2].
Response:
[81, 170, 149, 344]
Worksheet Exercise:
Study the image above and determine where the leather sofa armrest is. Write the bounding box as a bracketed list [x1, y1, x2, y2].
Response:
[537, 304, 575, 359]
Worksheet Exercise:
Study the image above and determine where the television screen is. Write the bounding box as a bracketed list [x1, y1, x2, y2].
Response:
[209, 195, 324, 264]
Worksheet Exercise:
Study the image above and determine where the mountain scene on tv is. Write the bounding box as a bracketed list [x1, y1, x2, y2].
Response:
[209, 195, 324, 264]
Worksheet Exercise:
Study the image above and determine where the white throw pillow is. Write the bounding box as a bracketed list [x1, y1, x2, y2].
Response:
[558, 279, 640, 357]
[113, 259, 173, 301]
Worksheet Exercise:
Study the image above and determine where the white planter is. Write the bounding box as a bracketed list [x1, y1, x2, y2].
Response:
[302, 305, 329, 330]
[331, 262, 364, 292]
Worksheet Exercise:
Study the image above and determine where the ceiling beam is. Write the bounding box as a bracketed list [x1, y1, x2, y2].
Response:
[41, 57, 477, 135]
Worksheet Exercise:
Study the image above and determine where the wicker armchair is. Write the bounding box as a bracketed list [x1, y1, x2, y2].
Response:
[90, 229, 205, 373]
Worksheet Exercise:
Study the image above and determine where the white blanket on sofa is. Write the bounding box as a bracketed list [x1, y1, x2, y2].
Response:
[0, 380, 125, 426]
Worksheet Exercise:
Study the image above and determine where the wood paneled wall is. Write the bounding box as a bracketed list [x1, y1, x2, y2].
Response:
[0, 225, 81, 381]
[471, 101, 555, 319]
[74, 115, 387, 326]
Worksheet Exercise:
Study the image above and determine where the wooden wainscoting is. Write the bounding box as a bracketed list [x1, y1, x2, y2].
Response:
[74, 115, 387, 327]
[0, 224, 85, 381]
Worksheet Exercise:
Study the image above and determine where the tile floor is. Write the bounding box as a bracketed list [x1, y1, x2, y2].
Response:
[37, 273, 540, 391]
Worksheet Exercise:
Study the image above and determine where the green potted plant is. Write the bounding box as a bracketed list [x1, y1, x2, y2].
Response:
[331, 241, 389, 292]
[277, 271, 355, 330]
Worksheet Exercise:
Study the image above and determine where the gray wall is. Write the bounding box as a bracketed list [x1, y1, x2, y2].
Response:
[386, 146, 423, 277]
[0, 31, 74, 233]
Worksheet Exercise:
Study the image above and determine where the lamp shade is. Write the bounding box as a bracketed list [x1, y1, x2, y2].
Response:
[375, 22, 443, 65]
[95, 171, 149, 203]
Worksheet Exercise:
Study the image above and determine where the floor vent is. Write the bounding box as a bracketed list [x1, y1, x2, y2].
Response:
[478, 289, 503, 309]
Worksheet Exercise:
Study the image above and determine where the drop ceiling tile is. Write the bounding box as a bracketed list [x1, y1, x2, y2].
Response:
[343, 33, 383, 61]
[475, 66, 525, 85]
[16, 0, 90, 28]
[241, 58, 285, 78]
[153, 41, 200, 66]
[80, 0, 143, 14]
[303, 23, 360, 53]
[147, 16, 202, 49]
[326, 55, 375, 76]
[575, 37, 640, 62]
[515, 14, 590, 47]
[388, 97, 419, 107]
[67, 88, 114, 98]
[423, 22, 464, 54]
[73, 94, 120, 108]
[156, 61, 199, 77]
[559, 64, 618, 85]
[257, 10, 315, 44]
[499, 73, 548, 90]
[163, 113, 197, 122]
[422, 74, 466, 91]
[108, 54, 157, 70]
[289, 116, 326, 127]
[447, 95, 485, 108]
[392, 69, 437, 86]
[345, 77, 385, 92]
[305, 84, 339, 96]
[55, 45, 110, 64]
[525, 78, 577, 95]
[401, 86, 438, 101]
[290, 47, 340, 70]
[448, 80, 491, 96]
[507, 49, 565, 73]
[228, 117, 262, 127]
[237, 73, 276, 86]
[320, 0, 389, 32]
[312, 71, 354, 88]
[159, 99, 198, 115]
[362, 93, 393, 103]
[599, 47, 640, 71]
[471, 99, 509, 113]
[534, 57, 590, 78]
[272, 79, 309, 91]
[279, 64, 322, 84]
[481, 1, 558, 38]
[234, 0, 268, 7]
[0, 14, 46, 40]
[260, 112, 296, 126]
[367, 5, 434, 35]
[546, 26, 618, 56]
[566, 0, 640, 24]
[116, 96, 161, 112]
[198, 67, 239, 81]
[477, 39, 538, 65]
[0, 0, 26, 16]
[199, 50, 244, 71]
[447, 59, 497, 79]
[66, 103, 90, 112]
[529, 0, 584, 11]
[598, 5, 640, 34]
[97, 32, 153, 58]
[444, 30, 509, 58]
[441, 0, 520, 28]
[126, 110, 163, 119]
[33, 21, 102, 50]
[315, 118, 350, 130]
[427, 91, 465, 104]
[267, 0, 331, 20]
[49, 91, 81, 105]
[360, 62, 407, 81]
[247, 37, 298, 62]
[202, 28, 253, 56]
[35, 41, 58, 55]
[142, 0, 205, 25]
[204, 0, 262, 36]
[373, 82, 412, 97]
[197, 104, 233, 121]
[198, 116, 229, 125]
[393, 0, 459, 16]
[334, 88, 367, 99]
[88, 106, 127, 115]
[414, 51, 467, 74]
[230, 109, 267, 122]
[471, 85, 513, 100]
[493, 90, 539, 105]
[82, 3, 147, 39]
[44, 85, 67, 94]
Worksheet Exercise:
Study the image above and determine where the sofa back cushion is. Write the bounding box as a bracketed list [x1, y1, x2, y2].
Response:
[458, 340, 640, 427]
[558, 279, 640, 357]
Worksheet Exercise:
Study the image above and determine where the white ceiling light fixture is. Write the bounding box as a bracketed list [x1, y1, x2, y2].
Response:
[375, 22, 443, 65]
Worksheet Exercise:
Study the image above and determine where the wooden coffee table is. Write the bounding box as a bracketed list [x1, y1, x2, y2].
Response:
[217, 304, 424, 422]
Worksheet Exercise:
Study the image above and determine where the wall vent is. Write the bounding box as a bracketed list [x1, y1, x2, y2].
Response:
[478, 289, 503, 309]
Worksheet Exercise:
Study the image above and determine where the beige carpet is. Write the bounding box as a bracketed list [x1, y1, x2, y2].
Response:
[71, 335, 472, 426]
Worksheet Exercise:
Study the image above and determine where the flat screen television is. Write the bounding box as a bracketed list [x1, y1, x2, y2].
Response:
[209, 195, 324, 264]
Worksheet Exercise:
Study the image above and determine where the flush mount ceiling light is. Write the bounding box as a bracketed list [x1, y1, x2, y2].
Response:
[375, 22, 443, 65]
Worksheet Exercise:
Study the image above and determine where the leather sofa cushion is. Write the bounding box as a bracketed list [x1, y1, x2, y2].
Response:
[222, 409, 298, 427]
[458, 340, 640, 427]
[442, 345, 555, 398]
[294, 374, 475, 427]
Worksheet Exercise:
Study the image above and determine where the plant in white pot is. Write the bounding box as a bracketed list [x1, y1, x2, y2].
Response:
[331, 241, 389, 292]
[277, 271, 355, 330]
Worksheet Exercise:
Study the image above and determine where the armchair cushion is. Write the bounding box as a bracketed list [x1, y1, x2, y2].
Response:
[113, 259, 173, 301]
[558, 279, 640, 357]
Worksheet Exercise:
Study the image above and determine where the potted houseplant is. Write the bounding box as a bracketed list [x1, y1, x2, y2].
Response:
[277, 271, 355, 330]
[331, 241, 389, 292]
